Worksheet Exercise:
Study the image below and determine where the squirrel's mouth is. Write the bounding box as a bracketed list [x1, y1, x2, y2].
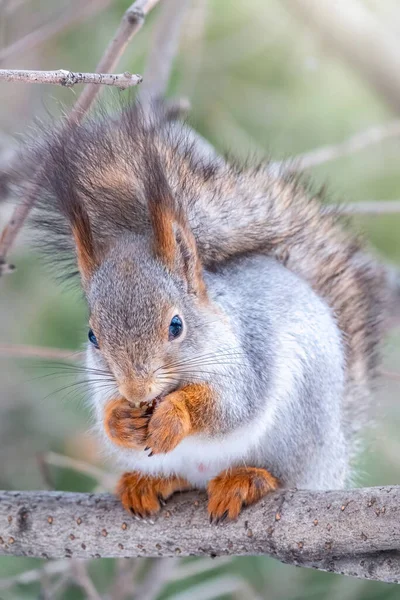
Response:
[130, 395, 164, 411]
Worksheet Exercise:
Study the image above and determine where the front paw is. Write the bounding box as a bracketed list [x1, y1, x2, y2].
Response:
[104, 397, 152, 450]
[146, 392, 191, 455]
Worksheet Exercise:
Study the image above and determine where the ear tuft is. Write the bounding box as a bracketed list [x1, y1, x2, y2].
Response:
[70, 202, 99, 287]
[145, 148, 207, 299]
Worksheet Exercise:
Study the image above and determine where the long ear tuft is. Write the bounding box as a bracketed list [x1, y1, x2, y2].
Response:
[145, 146, 207, 299]
[69, 201, 100, 287]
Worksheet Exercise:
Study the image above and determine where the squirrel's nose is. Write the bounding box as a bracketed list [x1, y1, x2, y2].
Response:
[118, 380, 147, 405]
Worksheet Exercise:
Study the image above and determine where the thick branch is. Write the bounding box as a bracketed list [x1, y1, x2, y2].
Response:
[0, 69, 142, 88]
[1, 488, 400, 583]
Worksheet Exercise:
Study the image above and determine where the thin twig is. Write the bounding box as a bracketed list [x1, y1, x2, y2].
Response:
[0, 0, 113, 64]
[138, 0, 191, 106]
[0, 68, 142, 88]
[70, 0, 161, 121]
[275, 120, 400, 173]
[0, 0, 161, 272]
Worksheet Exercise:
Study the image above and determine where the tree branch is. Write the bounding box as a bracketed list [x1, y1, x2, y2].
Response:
[1, 487, 400, 584]
[138, 0, 191, 106]
[0, 68, 142, 88]
[0, 0, 161, 273]
[70, 0, 161, 121]
[274, 120, 400, 173]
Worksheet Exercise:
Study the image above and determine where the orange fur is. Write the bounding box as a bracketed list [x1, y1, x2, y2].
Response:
[104, 397, 151, 450]
[146, 383, 216, 454]
[151, 204, 177, 269]
[71, 205, 98, 285]
[117, 471, 192, 516]
[207, 467, 279, 521]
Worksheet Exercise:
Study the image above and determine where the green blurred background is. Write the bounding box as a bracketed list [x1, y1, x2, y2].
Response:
[1, 0, 400, 598]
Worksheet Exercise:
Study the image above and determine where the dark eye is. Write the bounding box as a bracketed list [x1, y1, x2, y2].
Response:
[88, 329, 99, 349]
[169, 315, 183, 340]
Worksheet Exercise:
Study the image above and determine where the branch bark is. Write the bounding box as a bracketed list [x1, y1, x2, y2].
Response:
[1, 487, 400, 584]
[0, 69, 142, 88]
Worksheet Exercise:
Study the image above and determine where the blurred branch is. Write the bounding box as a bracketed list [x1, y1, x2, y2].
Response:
[339, 201, 400, 215]
[135, 558, 178, 600]
[69, 560, 102, 600]
[0, 0, 113, 65]
[275, 120, 400, 173]
[0, 0, 161, 273]
[41, 451, 116, 491]
[283, 0, 400, 114]
[138, 0, 191, 106]
[2, 488, 400, 584]
[0, 343, 83, 360]
[0, 68, 142, 88]
[171, 575, 262, 600]
[0, 559, 69, 591]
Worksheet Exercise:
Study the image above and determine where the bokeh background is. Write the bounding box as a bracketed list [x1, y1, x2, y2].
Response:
[1, 0, 400, 598]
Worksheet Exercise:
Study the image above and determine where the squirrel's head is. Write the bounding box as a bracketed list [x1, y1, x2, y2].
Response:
[67, 153, 215, 406]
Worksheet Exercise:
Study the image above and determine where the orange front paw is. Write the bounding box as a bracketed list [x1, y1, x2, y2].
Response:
[146, 393, 191, 455]
[117, 472, 191, 517]
[104, 398, 152, 450]
[207, 467, 279, 522]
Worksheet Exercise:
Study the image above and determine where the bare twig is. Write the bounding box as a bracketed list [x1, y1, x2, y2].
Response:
[283, 0, 400, 114]
[70, 0, 161, 121]
[0, 68, 142, 88]
[2, 488, 400, 583]
[275, 120, 400, 173]
[0, 0, 113, 65]
[138, 0, 191, 106]
[0, 0, 161, 273]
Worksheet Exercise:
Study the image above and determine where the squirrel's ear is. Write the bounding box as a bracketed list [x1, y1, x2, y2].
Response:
[69, 203, 102, 289]
[174, 221, 208, 299]
[148, 186, 207, 299]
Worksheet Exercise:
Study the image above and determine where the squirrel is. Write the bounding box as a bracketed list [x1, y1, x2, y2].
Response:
[22, 103, 385, 521]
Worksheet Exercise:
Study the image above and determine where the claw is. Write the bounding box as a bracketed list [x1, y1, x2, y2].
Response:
[144, 446, 150, 451]
[219, 510, 229, 524]
[148, 451, 154, 457]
